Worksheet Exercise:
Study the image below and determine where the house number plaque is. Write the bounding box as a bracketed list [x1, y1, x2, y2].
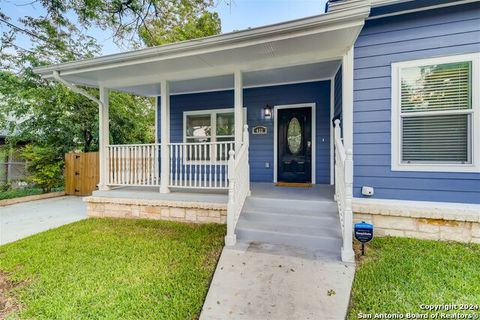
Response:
[252, 126, 267, 135]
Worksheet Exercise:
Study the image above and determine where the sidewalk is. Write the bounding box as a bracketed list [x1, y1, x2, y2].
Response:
[0, 196, 86, 245]
[201, 242, 355, 320]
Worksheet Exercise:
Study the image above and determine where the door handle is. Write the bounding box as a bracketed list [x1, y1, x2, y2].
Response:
[307, 141, 311, 148]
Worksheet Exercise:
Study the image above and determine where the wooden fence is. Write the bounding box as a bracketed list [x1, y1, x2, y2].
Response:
[65, 152, 99, 196]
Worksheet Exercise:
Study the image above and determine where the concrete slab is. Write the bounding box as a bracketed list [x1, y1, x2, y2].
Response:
[0, 196, 87, 245]
[201, 242, 355, 320]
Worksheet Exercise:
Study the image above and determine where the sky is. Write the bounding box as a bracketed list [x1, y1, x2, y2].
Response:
[0, 0, 328, 55]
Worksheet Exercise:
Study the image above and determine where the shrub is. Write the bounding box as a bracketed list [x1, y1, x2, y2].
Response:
[22, 145, 63, 193]
[0, 182, 11, 192]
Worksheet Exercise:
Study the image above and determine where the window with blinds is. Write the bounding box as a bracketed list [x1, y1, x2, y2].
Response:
[399, 61, 473, 164]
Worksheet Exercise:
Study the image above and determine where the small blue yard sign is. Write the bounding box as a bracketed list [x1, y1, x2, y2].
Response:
[354, 221, 373, 255]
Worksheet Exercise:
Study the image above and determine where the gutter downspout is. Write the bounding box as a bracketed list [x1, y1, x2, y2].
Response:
[52, 71, 102, 106]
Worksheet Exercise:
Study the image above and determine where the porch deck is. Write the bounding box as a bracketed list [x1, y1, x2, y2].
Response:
[92, 186, 228, 204]
[91, 183, 334, 204]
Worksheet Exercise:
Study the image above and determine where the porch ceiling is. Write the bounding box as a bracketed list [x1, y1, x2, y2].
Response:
[34, 1, 370, 96]
[118, 60, 341, 96]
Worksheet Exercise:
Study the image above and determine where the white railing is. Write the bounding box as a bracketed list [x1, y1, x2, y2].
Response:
[225, 125, 251, 246]
[168, 141, 234, 189]
[107, 144, 160, 186]
[334, 119, 355, 263]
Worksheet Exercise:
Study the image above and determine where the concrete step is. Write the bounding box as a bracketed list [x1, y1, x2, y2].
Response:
[241, 210, 339, 228]
[237, 219, 342, 239]
[243, 197, 338, 217]
[235, 223, 342, 255]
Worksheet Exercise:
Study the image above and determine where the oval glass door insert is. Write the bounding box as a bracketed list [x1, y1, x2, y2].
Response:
[287, 117, 302, 154]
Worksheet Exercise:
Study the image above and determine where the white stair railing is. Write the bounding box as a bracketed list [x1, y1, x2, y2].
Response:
[107, 144, 160, 186]
[225, 125, 251, 246]
[334, 119, 355, 263]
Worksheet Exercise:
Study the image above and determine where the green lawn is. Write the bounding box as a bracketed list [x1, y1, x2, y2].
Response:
[0, 218, 225, 319]
[349, 237, 480, 319]
[0, 188, 43, 200]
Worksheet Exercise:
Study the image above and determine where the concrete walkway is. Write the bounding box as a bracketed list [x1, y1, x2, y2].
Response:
[0, 196, 87, 245]
[201, 243, 355, 320]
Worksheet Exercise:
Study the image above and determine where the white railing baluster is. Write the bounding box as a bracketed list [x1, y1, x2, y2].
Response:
[209, 144, 212, 188]
[202, 144, 206, 188]
[219, 144, 223, 188]
[195, 144, 199, 187]
[175, 145, 179, 187]
[121, 147, 125, 184]
[180, 145, 184, 187]
[189, 144, 193, 187]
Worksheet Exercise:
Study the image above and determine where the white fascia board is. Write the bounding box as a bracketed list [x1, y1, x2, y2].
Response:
[371, 0, 414, 8]
[33, 3, 371, 80]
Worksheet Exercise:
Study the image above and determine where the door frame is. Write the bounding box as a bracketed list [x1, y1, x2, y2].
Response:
[273, 103, 316, 184]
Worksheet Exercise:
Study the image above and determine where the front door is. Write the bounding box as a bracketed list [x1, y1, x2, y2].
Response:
[277, 107, 312, 183]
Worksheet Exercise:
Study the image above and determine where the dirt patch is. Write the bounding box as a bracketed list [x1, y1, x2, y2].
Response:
[0, 271, 21, 319]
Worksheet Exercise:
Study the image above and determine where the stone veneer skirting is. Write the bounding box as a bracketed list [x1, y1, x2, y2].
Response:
[353, 198, 480, 243]
[84, 196, 227, 224]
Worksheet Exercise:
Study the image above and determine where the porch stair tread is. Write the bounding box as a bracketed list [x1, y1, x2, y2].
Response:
[243, 197, 338, 216]
[235, 226, 342, 256]
[236, 219, 342, 238]
[240, 210, 339, 227]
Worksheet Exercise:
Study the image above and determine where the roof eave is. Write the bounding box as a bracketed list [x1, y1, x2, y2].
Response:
[34, 2, 371, 79]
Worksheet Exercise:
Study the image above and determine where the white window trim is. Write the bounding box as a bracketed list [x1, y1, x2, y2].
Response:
[391, 52, 480, 173]
[183, 107, 247, 164]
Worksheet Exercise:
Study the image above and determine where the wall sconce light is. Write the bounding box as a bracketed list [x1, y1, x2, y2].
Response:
[264, 104, 272, 120]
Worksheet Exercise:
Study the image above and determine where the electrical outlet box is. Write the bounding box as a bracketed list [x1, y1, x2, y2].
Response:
[362, 186, 374, 196]
[265, 162, 270, 169]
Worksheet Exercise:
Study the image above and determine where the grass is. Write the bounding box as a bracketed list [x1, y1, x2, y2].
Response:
[0, 218, 225, 319]
[349, 237, 480, 319]
[0, 187, 64, 201]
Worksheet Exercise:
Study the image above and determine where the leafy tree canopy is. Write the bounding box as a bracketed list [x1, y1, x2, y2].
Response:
[0, 0, 222, 51]
[0, 0, 223, 194]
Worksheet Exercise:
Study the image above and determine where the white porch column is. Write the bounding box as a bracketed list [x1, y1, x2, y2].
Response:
[234, 70, 243, 153]
[98, 86, 110, 191]
[160, 80, 171, 193]
[155, 92, 159, 144]
[341, 45, 355, 263]
[342, 45, 354, 151]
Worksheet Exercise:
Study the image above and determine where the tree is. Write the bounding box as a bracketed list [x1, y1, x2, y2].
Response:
[138, 2, 221, 46]
[0, 0, 219, 188]
[0, 0, 222, 50]
[0, 0, 156, 154]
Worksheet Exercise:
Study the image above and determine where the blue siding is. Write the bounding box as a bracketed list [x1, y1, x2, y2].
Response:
[370, 0, 470, 19]
[158, 81, 332, 184]
[353, 3, 480, 203]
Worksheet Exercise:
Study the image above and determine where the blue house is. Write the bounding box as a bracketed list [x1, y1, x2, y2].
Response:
[35, 0, 480, 262]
